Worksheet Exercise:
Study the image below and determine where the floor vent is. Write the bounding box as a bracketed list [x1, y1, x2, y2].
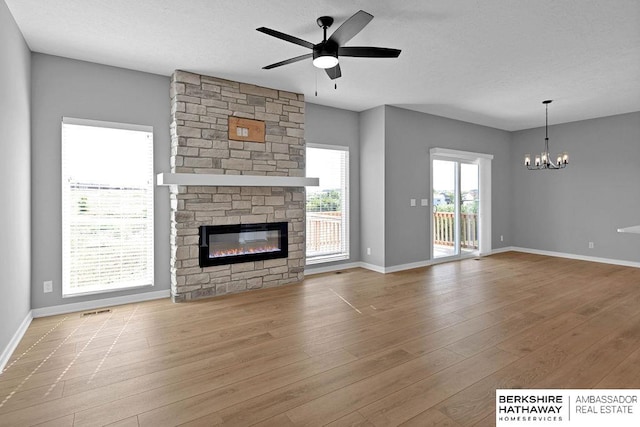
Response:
[81, 308, 112, 317]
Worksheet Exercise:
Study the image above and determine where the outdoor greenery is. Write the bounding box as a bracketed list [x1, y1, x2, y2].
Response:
[435, 202, 478, 214]
[434, 190, 478, 214]
[306, 189, 341, 212]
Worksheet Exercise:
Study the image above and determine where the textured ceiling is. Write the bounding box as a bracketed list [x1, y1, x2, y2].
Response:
[5, 0, 640, 130]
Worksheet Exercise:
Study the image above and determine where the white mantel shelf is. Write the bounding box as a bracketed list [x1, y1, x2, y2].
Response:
[617, 225, 640, 234]
[157, 173, 319, 187]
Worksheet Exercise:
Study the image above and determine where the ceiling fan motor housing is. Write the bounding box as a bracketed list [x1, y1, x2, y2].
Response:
[313, 41, 338, 61]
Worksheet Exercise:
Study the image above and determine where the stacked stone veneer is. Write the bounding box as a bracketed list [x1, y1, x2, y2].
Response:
[169, 70, 306, 302]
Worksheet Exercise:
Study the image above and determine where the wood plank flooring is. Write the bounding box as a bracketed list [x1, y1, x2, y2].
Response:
[1, 252, 640, 426]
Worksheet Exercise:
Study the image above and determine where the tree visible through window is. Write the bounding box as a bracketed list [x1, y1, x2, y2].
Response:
[306, 146, 349, 264]
[62, 118, 154, 296]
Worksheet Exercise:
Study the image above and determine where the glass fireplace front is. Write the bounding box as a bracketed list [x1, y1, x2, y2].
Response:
[198, 222, 288, 267]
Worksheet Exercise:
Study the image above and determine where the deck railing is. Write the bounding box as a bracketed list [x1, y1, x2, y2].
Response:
[307, 211, 476, 254]
[306, 211, 342, 255]
[433, 211, 478, 249]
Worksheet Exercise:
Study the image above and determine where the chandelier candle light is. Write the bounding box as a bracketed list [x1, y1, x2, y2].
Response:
[524, 100, 568, 170]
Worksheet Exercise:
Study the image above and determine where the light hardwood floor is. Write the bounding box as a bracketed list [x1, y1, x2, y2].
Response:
[1, 252, 640, 426]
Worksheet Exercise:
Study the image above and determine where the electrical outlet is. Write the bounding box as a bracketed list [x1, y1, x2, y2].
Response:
[367, 247, 371, 255]
[500, 235, 504, 242]
[44, 280, 53, 293]
[588, 242, 594, 249]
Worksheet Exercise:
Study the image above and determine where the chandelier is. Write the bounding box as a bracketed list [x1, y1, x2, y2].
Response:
[524, 100, 568, 170]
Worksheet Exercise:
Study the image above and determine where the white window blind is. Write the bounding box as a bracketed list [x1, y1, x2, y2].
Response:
[306, 145, 349, 264]
[62, 118, 154, 297]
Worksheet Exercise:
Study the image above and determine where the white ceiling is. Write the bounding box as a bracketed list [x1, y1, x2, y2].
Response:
[6, 0, 640, 130]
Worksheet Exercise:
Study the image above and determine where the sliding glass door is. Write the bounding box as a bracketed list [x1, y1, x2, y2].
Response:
[431, 156, 480, 260]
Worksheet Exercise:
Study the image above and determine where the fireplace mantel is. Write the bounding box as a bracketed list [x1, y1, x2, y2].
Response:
[157, 173, 319, 187]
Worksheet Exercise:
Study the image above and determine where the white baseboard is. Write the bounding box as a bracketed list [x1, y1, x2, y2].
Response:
[488, 246, 516, 255]
[316, 246, 640, 275]
[359, 260, 434, 274]
[508, 247, 640, 268]
[384, 260, 434, 273]
[304, 261, 392, 275]
[359, 262, 386, 273]
[0, 310, 33, 372]
[31, 289, 171, 318]
[318, 257, 480, 275]
[304, 262, 363, 276]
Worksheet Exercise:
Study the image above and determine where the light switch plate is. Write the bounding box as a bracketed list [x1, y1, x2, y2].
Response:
[421, 199, 429, 206]
[410, 199, 416, 207]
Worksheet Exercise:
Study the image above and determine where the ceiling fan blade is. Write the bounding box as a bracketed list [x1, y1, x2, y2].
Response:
[325, 64, 342, 80]
[338, 46, 401, 58]
[256, 27, 314, 50]
[328, 10, 373, 46]
[262, 53, 313, 69]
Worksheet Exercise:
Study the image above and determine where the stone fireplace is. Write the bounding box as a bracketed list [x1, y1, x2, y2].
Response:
[167, 70, 308, 302]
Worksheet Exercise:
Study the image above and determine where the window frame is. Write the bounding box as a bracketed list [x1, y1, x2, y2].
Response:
[305, 143, 350, 265]
[61, 117, 155, 297]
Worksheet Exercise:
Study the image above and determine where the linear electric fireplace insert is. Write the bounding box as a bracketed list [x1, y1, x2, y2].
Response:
[199, 222, 288, 267]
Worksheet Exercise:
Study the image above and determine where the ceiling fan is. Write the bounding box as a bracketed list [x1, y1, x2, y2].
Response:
[257, 10, 401, 80]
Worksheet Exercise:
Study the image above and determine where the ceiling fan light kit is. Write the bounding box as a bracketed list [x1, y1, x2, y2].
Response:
[257, 10, 401, 80]
[524, 100, 569, 171]
[312, 51, 338, 69]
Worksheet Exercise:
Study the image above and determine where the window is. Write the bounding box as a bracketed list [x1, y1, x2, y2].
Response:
[62, 118, 154, 297]
[306, 145, 349, 264]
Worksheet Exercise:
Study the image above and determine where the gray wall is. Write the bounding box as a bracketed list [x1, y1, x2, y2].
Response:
[359, 106, 387, 266]
[511, 111, 640, 262]
[384, 106, 512, 266]
[31, 54, 171, 309]
[305, 103, 361, 266]
[0, 0, 31, 355]
[3, 18, 638, 355]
